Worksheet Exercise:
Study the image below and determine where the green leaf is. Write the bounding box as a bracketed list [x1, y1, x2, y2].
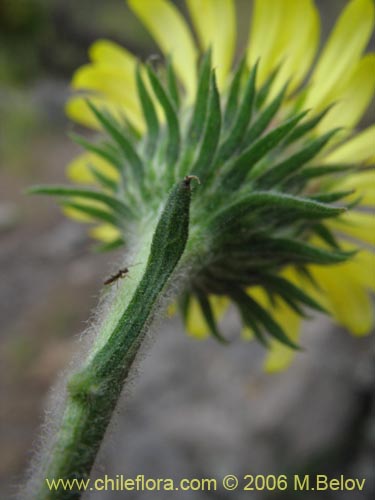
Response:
[86, 101, 144, 184]
[27, 185, 133, 218]
[196, 292, 229, 344]
[188, 49, 212, 144]
[219, 61, 258, 161]
[222, 111, 308, 189]
[191, 72, 222, 179]
[147, 65, 180, 167]
[135, 65, 159, 158]
[256, 129, 340, 187]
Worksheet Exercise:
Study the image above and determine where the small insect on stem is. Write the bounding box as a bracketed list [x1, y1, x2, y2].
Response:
[103, 267, 130, 286]
[103, 262, 141, 286]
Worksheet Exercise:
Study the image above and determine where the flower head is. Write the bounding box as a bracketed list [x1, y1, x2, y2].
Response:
[33, 0, 374, 371]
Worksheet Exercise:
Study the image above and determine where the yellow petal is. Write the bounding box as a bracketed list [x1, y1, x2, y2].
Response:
[242, 282, 292, 343]
[186, 0, 235, 87]
[317, 54, 375, 133]
[306, 0, 375, 109]
[338, 247, 375, 292]
[185, 296, 209, 339]
[72, 64, 140, 116]
[62, 197, 111, 223]
[334, 170, 375, 207]
[185, 295, 229, 340]
[309, 261, 374, 336]
[89, 39, 136, 69]
[67, 152, 119, 185]
[62, 206, 94, 223]
[329, 210, 375, 246]
[167, 302, 177, 317]
[269, 0, 320, 96]
[128, 0, 197, 99]
[248, 0, 320, 90]
[69, 39, 147, 130]
[351, 249, 375, 292]
[323, 126, 375, 164]
[67, 153, 95, 184]
[309, 235, 374, 291]
[247, 0, 285, 85]
[89, 224, 122, 242]
[66, 95, 144, 132]
[241, 286, 271, 340]
[210, 295, 229, 318]
[241, 327, 254, 341]
[263, 301, 301, 373]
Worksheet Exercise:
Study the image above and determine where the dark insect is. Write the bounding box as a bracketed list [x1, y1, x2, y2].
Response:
[103, 267, 130, 286]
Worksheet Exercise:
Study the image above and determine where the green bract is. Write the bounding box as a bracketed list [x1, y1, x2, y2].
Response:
[29, 52, 353, 349]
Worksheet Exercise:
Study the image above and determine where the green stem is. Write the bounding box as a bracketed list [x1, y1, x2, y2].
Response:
[36, 177, 195, 499]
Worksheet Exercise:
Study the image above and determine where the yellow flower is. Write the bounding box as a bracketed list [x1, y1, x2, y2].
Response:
[66, 0, 374, 372]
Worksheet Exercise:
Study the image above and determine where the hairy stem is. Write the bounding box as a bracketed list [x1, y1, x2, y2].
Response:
[35, 177, 195, 499]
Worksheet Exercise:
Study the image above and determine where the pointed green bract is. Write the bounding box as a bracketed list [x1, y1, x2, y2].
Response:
[211, 191, 345, 231]
[61, 201, 119, 226]
[93, 238, 125, 253]
[28, 185, 133, 218]
[258, 274, 327, 314]
[246, 82, 288, 144]
[87, 164, 117, 192]
[196, 292, 229, 344]
[86, 101, 144, 185]
[147, 65, 180, 168]
[232, 288, 300, 349]
[223, 56, 246, 129]
[69, 132, 122, 172]
[255, 65, 280, 109]
[312, 224, 339, 248]
[284, 104, 336, 145]
[231, 290, 269, 347]
[219, 61, 258, 161]
[256, 129, 340, 188]
[166, 57, 180, 110]
[191, 72, 222, 180]
[136, 65, 159, 157]
[263, 237, 354, 264]
[222, 111, 308, 189]
[188, 49, 212, 144]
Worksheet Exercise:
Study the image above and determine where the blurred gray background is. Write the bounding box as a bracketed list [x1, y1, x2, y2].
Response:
[0, 1, 373, 499]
